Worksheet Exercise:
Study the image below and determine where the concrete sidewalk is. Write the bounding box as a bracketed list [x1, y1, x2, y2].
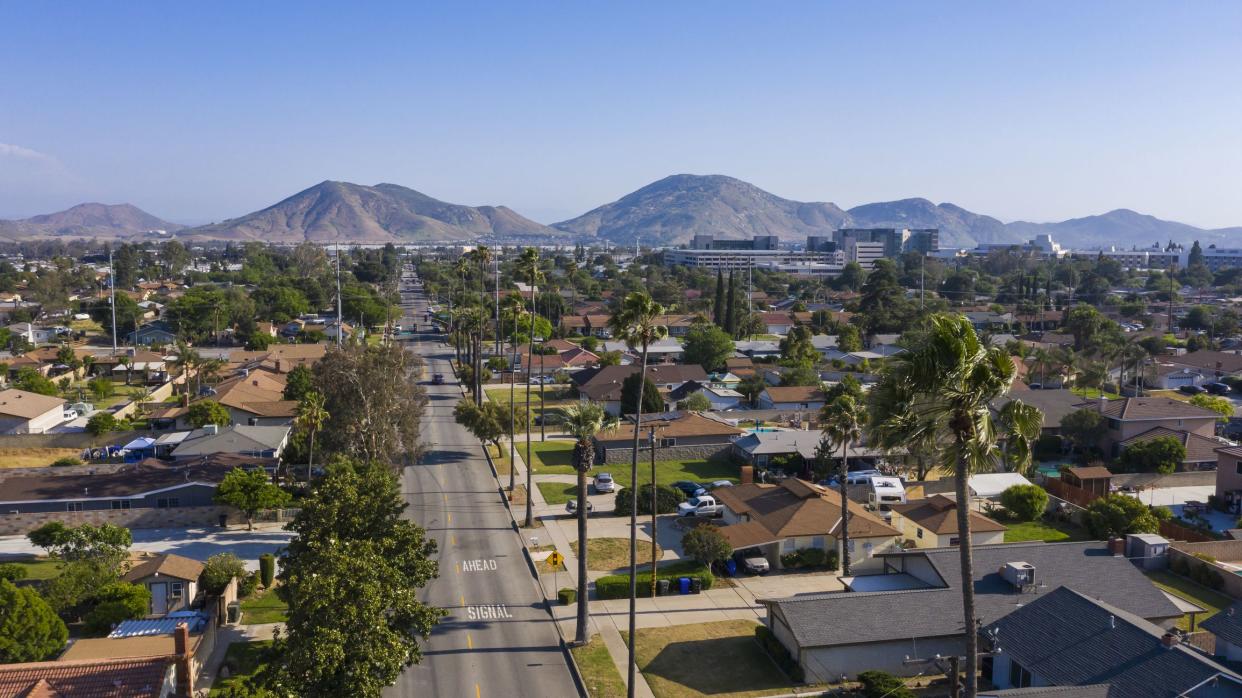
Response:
[195, 622, 283, 693]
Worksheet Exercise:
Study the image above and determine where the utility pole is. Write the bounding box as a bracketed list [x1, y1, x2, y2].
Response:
[747, 260, 753, 340]
[495, 255, 501, 356]
[109, 248, 118, 355]
[335, 247, 343, 347]
[649, 424, 660, 598]
[920, 254, 925, 310]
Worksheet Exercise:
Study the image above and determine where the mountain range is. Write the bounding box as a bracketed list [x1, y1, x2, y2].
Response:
[3, 175, 1239, 250]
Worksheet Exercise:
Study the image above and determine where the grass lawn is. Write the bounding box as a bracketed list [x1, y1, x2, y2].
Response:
[210, 641, 274, 697]
[6, 557, 64, 581]
[1003, 518, 1091, 543]
[1145, 569, 1233, 631]
[0, 448, 85, 468]
[537, 456, 740, 505]
[240, 587, 288, 625]
[624, 620, 801, 698]
[1071, 386, 1121, 400]
[486, 443, 512, 475]
[571, 538, 663, 572]
[526, 440, 577, 473]
[485, 386, 577, 425]
[572, 634, 627, 698]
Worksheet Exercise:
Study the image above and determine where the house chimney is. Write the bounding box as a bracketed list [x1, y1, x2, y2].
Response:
[1161, 632, 1178, 648]
[1108, 537, 1126, 556]
[174, 622, 193, 697]
[275, 359, 281, 372]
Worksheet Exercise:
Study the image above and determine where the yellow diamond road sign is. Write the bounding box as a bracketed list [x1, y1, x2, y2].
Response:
[547, 551, 564, 567]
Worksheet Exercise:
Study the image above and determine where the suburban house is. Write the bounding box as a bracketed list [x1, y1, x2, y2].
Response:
[758, 386, 827, 410]
[1202, 600, 1242, 662]
[1214, 447, 1242, 512]
[130, 320, 178, 346]
[714, 478, 901, 573]
[7, 321, 59, 344]
[170, 424, 291, 459]
[697, 385, 745, 410]
[725, 357, 756, 377]
[574, 364, 709, 416]
[123, 553, 205, 616]
[57, 611, 212, 689]
[810, 334, 842, 361]
[1162, 349, 1242, 384]
[759, 540, 1184, 682]
[982, 586, 1242, 696]
[0, 653, 193, 698]
[731, 429, 896, 471]
[733, 340, 781, 359]
[0, 455, 274, 535]
[592, 411, 743, 464]
[1119, 425, 1233, 470]
[0, 388, 66, 434]
[602, 337, 683, 364]
[991, 389, 1085, 435]
[759, 312, 794, 335]
[212, 371, 297, 426]
[1078, 397, 1220, 456]
[888, 495, 1007, 548]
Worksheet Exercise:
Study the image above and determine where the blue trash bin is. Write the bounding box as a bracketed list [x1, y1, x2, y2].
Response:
[725, 559, 738, 577]
[678, 577, 691, 595]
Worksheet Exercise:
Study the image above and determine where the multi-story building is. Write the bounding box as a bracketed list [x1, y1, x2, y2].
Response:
[843, 238, 886, 269]
[665, 229, 941, 271]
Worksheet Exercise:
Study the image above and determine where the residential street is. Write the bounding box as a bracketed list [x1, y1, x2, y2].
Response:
[386, 270, 579, 698]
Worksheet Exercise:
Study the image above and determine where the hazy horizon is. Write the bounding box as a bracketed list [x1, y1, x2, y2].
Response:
[2, 3, 1241, 229]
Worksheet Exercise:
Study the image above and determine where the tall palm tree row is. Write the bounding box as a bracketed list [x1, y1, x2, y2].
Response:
[608, 291, 666, 698]
[501, 294, 526, 493]
[515, 247, 545, 529]
[559, 402, 618, 646]
[820, 394, 863, 576]
[869, 314, 1042, 698]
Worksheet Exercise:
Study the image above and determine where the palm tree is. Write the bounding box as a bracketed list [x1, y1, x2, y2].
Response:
[869, 314, 1043, 698]
[295, 390, 329, 484]
[820, 394, 863, 575]
[995, 400, 1043, 475]
[501, 294, 527, 492]
[564, 260, 579, 312]
[515, 247, 544, 528]
[559, 402, 618, 646]
[608, 290, 667, 697]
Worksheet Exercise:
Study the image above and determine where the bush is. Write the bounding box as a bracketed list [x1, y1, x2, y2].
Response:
[682, 525, 732, 565]
[201, 552, 247, 595]
[0, 563, 27, 582]
[259, 554, 275, 588]
[780, 551, 802, 569]
[858, 670, 915, 698]
[1171, 555, 1190, 576]
[799, 548, 827, 568]
[595, 561, 713, 600]
[780, 548, 835, 570]
[825, 548, 840, 571]
[754, 625, 804, 682]
[86, 412, 118, 436]
[1194, 552, 1218, 563]
[1086, 493, 1166, 538]
[557, 588, 576, 605]
[83, 582, 150, 636]
[1000, 484, 1049, 522]
[50, 457, 82, 467]
[1032, 434, 1063, 461]
[613, 484, 684, 517]
[239, 571, 261, 598]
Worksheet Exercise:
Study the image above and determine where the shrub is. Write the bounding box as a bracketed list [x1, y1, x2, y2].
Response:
[0, 563, 27, 582]
[754, 625, 804, 682]
[86, 412, 118, 436]
[799, 548, 827, 568]
[50, 457, 82, 467]
[259, 554, 275, 588]
[557, 588, 576, 605]
[858, 670, 915, 698]
[682, 525, 732, 565]
[825, 548, 840, 571]
[1194, 552, 1218, 563]
[83, 582, 150, 636]
[1000, 484, 1049, 522]
[612, 484, 684, 517]
[594, 561, 713, 600]
[1032, 434, 1063, 461]
[1086, 493, 1166, 538]
[200, 553, 247, 595]
[780, 551, 802, 569]
[1171, 555, 1190, 576]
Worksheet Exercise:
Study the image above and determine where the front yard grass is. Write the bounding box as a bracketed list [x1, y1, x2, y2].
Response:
[210, 641, 274, 697]
[0, 448, 84, 468]
[1003, 518, 1091, 543]
[485, 386, 576, 426]
[571, 538, 663, 571]
[240, 587, 288, 625]
[6, 557, 63, 580]
[572, 634, 627, 698]
[1145, 569, 1233, 631]
[624, 619, 803, 698]
[536, 457, 740, 505]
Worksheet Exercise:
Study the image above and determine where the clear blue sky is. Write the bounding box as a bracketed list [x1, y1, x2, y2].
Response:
[2, 2, 1241, 228]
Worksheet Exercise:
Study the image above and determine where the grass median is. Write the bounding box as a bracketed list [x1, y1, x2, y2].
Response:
[571, 634, 627, 698]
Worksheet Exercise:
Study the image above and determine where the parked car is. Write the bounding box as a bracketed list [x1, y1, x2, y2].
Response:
[709, 480, 734, 490]
[593, 472, 615, 493]
[1179, 385, 1207, 395]
[677, 495, 722, 517]
[432, 373, 445, 385]
[734, 548, 770, 575]
[62, 408, 78, 421]
[822, 469, 882, 487]
[671, 481, 707, 498]
[528, 375, 556, 385]
[566, 499, 594, 515]
[1205, 382, 1231, 396]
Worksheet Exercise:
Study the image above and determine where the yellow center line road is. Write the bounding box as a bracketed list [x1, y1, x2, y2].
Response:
[475, 684, 481, 698]
[467, 633, 473, 650]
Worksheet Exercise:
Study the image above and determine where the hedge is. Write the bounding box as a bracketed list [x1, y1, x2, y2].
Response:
[557, 588, 577, 605]
[780, 547, 838, 571]
[755, 625, 804, 682]
[613, 484, 684, 517]
[259, 554, 275, 588]
[595, 561, 713, 600]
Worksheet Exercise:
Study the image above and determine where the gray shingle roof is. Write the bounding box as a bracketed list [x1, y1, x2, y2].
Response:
[981, 687, 1112, 697]
[983, 587, 1242, 698]
[762, 541, 1182, 649]
[1201, 602, 1242, 649]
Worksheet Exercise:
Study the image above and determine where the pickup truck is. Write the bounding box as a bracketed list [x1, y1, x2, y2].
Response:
[677, 495, 722, 518]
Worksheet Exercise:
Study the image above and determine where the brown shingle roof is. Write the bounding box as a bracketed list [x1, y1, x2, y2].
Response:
[1065, 465, 1113, 480]
[0, 657, 170, 698]
[715, 478, 898, 541]
[1079, 397, 1220, 421]
[890, 495, 1007, 535]
[1120, 426, 1231, 464]
[597, 412, 742, 440]
[0, 389, 65, 419]
[761, 386, 826, 404]
[123, 552, 204, 584]
[1166, 350, 1242, 375]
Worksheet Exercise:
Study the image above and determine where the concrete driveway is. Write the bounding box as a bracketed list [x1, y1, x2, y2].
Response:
[0, 523, 293, 570]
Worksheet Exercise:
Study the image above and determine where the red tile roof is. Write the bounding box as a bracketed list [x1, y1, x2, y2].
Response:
[0, 657, 171, 698]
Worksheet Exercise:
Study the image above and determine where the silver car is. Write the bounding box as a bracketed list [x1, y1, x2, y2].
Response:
[593, 473, 615, 493]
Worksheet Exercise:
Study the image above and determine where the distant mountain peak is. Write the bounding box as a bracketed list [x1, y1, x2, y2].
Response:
[0, 202, 183, 240]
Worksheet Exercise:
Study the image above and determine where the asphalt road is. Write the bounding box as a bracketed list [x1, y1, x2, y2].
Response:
[386, 268, 579, 698]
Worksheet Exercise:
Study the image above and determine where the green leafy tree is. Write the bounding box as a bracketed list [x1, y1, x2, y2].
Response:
[1000, 484, 1049, 521]
[1064, 304, 1107, 351]
[778, 326, 819, 366]
[1190, 393, 1235, 421]
[27, 522, 131, 567]
[312, 343, 428, 465]
[215, 468, 292, 531]
[0, 578, 68, 662]
[83, 582, 150, 636]
[1119, 436, 1185, 474]
[200, 553, 248, 595]
[680, 392, 712, 412]
[597, 350, 623, 366]
[188, 399, 231, 428]
[245, 332, 274, 351]
[268, 459, 444, 698]
[0, 563, 27, 582]
[738, 373, 768, 407]
[559, 403, 618, 645]
[837, 324, 863, 353]
[868, 313, 1043, 697]
[682, 525, 733, 566]
[282, 364, 315, 402]
[620, 372, 663, 415]
[1060, 409, 1105, 454]
[14, 368, 58, 396]
[295, 390, 329, 483]
[713, 269, 725, 325]
[88, 377, 115, 401]
[1086, 493, 1169, 538]
[682, 323, 734, 371]
[86, 412, 118, 436]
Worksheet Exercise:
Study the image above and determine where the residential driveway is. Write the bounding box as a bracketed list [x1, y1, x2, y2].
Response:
[730, 570, 844, 603]
[0, 524, 293, 570]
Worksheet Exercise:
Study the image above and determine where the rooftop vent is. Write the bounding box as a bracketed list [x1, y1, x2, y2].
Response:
[1000, 561, 1036, 591]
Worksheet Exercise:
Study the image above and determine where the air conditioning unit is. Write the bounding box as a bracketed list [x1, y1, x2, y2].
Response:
[1001, 561, 1036, 590]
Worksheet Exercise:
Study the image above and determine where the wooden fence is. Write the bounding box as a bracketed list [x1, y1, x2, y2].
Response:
[1045, 476, 1218, 543]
